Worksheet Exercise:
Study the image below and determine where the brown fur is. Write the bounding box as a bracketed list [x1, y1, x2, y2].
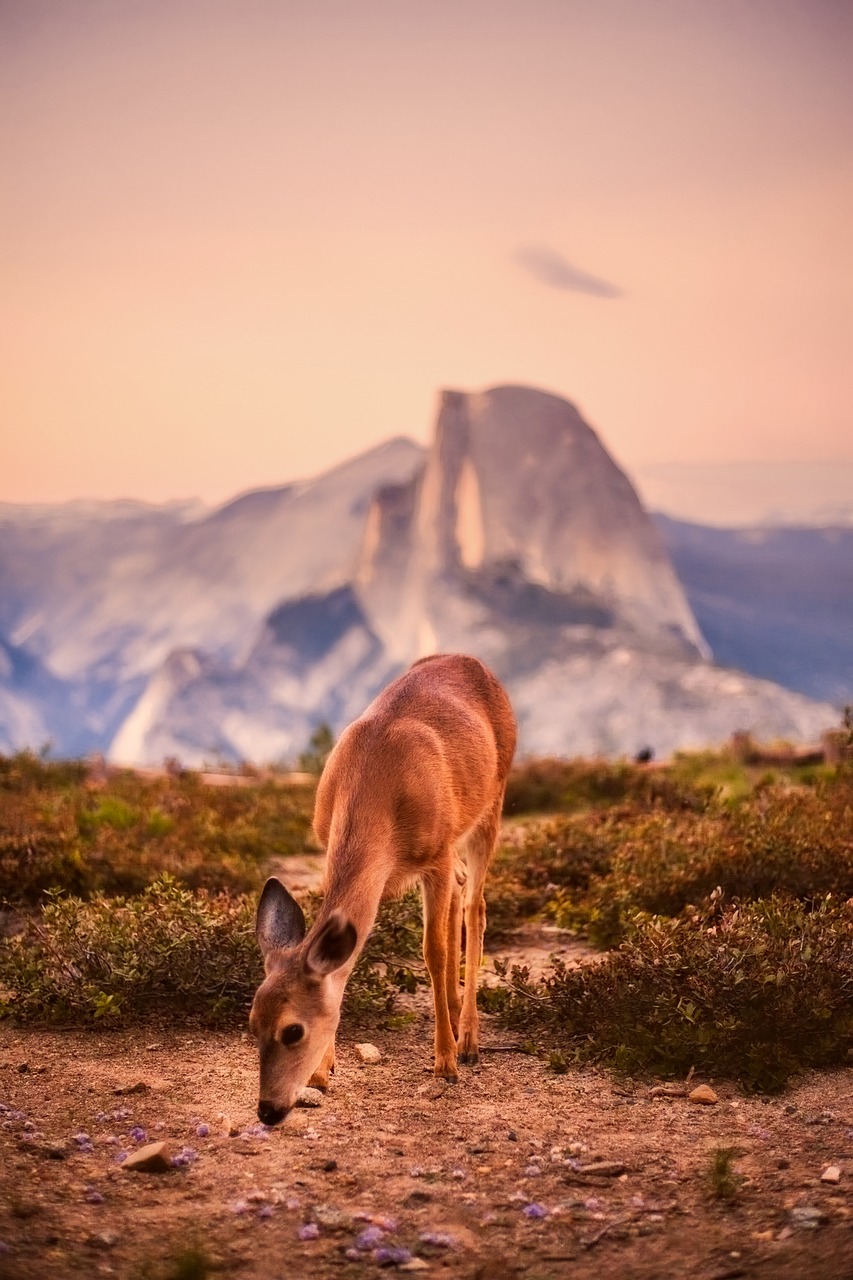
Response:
[249, 653, 516, 1120]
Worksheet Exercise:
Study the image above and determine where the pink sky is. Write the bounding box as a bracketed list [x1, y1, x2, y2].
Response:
[1, 0, 851, 505]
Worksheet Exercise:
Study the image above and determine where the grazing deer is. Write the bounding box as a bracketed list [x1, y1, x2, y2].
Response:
[249, 653, 516, 1126]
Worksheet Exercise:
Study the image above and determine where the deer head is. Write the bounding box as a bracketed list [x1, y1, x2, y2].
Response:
[249, 877, 357, 1125]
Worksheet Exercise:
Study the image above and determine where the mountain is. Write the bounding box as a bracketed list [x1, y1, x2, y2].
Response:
[100, 385, 836, 765]
[0, 438, 423, 754]
[657, 518, 853, 706]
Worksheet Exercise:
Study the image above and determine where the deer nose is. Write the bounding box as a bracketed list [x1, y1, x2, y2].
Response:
[258, 1099, 288, 1127]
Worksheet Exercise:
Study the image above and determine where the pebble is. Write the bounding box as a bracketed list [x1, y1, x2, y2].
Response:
[355, 1043, 382, 1064]
[311, 1204, 353, 1231]
[296, 1087, 324, 1108]
[688, 1085, 718, 1106]
[790, 1205, 827, 1229]
[575, 1161, 626, 1177]
[821, 1165, 842, 1184]
[121, 1140, 175, 1173]
[89, 1231, 118, 1249]
[400, 1261, 430, 1273]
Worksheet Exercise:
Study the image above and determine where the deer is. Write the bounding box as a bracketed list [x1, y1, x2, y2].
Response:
[248, 653, 517, 1126]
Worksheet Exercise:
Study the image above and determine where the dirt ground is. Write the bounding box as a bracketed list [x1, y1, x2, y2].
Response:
[1, 963, 851, 1280]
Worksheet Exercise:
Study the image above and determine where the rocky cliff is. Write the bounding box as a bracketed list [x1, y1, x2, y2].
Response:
[0, 386, 839, 763]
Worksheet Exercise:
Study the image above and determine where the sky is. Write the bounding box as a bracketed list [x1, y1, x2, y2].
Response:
[1, 0, 851, 507]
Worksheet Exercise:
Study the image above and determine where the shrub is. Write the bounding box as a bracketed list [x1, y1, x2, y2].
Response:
[0, 876, 426, 1026]
[0, 757, 316, 903]
[488, 895, 853, 1091]
[550, 776, 853, 944]
[503, 757, 713, 816]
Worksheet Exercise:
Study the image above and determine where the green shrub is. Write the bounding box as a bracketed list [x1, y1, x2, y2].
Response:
[489, 895, 853, 1091]
[503, 757, 713, 816]
[0, 758, 316, 903]
[550, 777, 853, 944]
[0, 876, 426, 1026]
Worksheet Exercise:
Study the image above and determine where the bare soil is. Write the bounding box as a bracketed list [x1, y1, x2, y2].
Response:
[1, 961, 851, 1280]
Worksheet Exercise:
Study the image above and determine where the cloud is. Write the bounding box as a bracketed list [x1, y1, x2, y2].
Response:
[514, 244, 622, 298]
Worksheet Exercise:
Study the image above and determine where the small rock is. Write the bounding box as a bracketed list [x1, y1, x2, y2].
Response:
[400, 1261, 430, 1273]
[311, 1204, 353, 1232]
[296, 1087, 324, 1108]
[89, 1231, 118, 1249]
[355, 1043, 382, 1065]
[217, 1113, 241, 1137]
[121, 1140, 175, 1173]
[688, 1085, 718, 1106]
[790, 1205, 826, 1230]
[821, 1165, 842, 1184]
[574, 1161, 626, 1177]
[113, 1082, 149, 1096]
[322, 1159, 338, 1173]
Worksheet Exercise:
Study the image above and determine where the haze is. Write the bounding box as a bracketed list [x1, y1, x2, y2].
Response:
[1, 0, 851, 506]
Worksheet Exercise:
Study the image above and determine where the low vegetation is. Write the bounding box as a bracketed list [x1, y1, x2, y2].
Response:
[0, 753, 314, 903]
[1, 734, 852, 1091]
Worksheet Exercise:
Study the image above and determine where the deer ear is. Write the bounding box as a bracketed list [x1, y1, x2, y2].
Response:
[256, 878, 306, 962]
[304, 911, 358, 977]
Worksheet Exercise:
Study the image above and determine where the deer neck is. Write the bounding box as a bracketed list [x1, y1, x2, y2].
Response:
[320, 808, 395, 955]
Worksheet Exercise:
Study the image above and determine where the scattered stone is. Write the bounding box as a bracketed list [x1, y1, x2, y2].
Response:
[296, 1087, 324, 1108]
[89, 1231, 118, 1249]
[218, 1113, 241, 1137]
[790, 1205, 827, 1230]
[121, 1140, 175, 1173]
[311, 1204, 353, 1232]
[355, 1043, 382, 1065]
[821, 1165, 842, 1184]
[400, 1261, 430, 1273]
[113, 1082, 150, 1096]
[689, 1085, 719, 1106]
[322, 1159, 338, 1173]
[574, 1161, 627, 1177]
[507, 1131, 518, 1142]
[650, 1086, 688, 1099]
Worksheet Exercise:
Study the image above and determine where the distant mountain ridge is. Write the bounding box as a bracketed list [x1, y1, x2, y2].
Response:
[0, 386, 842, 762]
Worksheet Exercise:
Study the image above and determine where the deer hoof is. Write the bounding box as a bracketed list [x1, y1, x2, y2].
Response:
[457, 1031, 479, 1065]
[434, 1057, 459, 1084]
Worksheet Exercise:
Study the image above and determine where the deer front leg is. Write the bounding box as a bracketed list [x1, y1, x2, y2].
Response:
[308, 1039, 336, 1092]
[422, 864, 459, 1083]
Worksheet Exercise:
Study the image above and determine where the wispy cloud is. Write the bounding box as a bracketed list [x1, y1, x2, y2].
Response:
[514, 244, 622, 298]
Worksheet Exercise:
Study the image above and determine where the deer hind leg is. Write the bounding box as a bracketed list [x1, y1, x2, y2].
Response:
[445, 860, 465, 1039]
[308, 1039, 336, 1092]
[458, 794, 503, 1066]
[422, 857, 460, 1083]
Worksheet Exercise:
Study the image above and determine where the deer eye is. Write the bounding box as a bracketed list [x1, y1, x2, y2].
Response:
[280, 1023, 304, 1046]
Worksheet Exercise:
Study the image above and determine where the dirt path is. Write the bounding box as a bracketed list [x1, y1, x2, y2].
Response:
[1, 1014, 851, 1280]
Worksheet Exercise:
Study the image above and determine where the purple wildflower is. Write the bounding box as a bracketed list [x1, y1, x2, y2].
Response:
[115, 1150, 129, 1164]
[84, 1188, 105, 1205]
[356, 1227, 384, 1250]
[232, 1200, 251, 1215]
[298, 1223, 320, 1241]
[129, 1126, 147, 1144]
[196, 1123, 210, 1138]
[374, 1246, 412, 1266]
[257, 1205, 273, 1220]
[523, 1203, 547, 1219]
[171, 1147, 198, 1167]
[419, 1231, 457, 1248]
